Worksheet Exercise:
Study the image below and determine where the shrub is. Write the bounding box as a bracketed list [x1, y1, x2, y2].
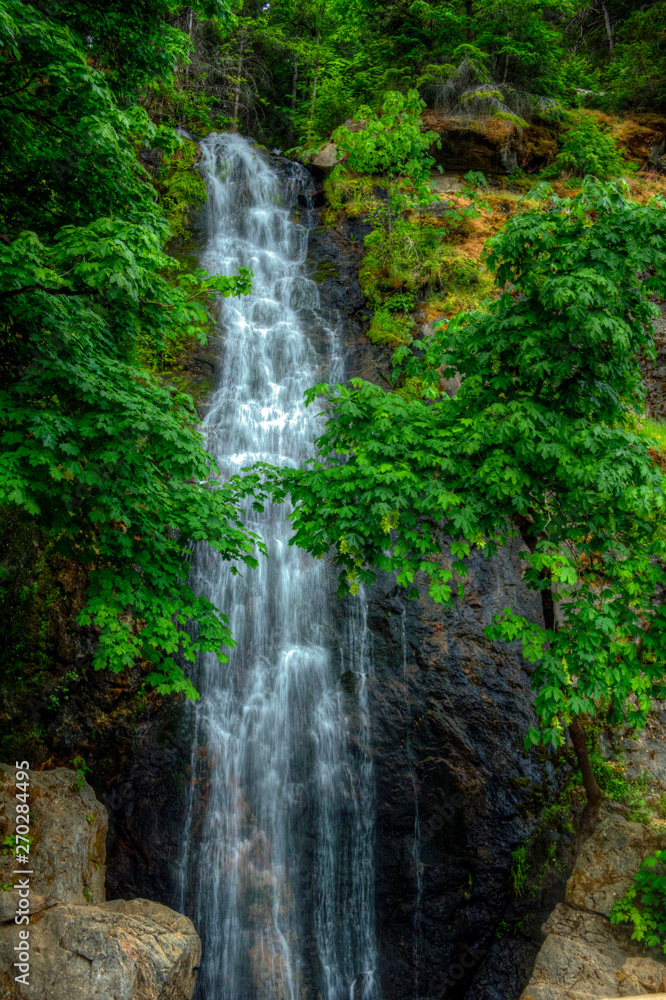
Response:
[543, 112, 626, 179]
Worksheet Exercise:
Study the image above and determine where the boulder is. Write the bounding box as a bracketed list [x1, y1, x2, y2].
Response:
[0, 765, 201, 999]
[422, 110, 559, 174]
[520, 817, 666, 1000]
[0, 900, 200, 1000]
[310, 141, 346, 169]
[566, 816, 665, 917]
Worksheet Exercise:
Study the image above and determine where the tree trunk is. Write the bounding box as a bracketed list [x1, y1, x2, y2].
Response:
[513, 514, 602, 846]
[232, 32, 246, 133]
[568, 717, 603, 844]
[288, 59, 298, 146]
[601, 2, 614, 58]
[465, 0, 474, 39]
[306, 34, 319, 147]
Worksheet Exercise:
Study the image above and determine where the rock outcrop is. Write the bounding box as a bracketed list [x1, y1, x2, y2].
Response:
[421, 111, 560, 174]
[298, 191, 574, 1000]
[520, 816, 666, 1000]
[0, 765, 106, 922]
[0, 765, 200, 999]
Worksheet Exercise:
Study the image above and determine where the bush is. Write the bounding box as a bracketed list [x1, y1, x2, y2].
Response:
[543, 112, 626, 179]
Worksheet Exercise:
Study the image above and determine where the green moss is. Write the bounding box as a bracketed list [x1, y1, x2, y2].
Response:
[172, 771, 187, 795]
[312, 260, 340, 283]
[319, 207, 338, 227]
[367, 308, 415, 348]
[323, 170, 378, 217]
[426, 270, 495, 319]
[156, 140, 207, 248]
[631, 416, 666, 465]
[394, 376, 428, 400]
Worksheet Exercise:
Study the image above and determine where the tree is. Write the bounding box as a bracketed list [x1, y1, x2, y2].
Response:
[0, 0, 264, 699]
[268, 179, 666, 837]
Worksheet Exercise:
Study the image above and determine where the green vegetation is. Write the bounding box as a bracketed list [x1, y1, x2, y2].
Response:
[175, 1, 666, 149]
[611, 850, 666, 951]
[0, 0, 268, 699]
[71, 756, 91, 793]
[331, 90, 440, 227]
[2, 0, 666, 762]
[270, 178, 666, 834]
[510, 845, 528, 897]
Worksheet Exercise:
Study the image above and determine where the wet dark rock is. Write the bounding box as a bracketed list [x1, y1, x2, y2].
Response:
[332, 543, 567, 1000]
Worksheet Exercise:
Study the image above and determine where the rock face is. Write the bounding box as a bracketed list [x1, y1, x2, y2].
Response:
[349, 548, 563, 1000]
[520, 816, 666, 1000]
[421, 111, 560, 174]
[311, 140, 345, 169]
[0, 765, 200, 1000]
[567, 817, 665, 918]
[305, 192, 570, 1000]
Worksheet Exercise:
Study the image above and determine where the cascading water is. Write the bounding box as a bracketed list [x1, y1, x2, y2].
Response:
[181, 133, 378, 1000]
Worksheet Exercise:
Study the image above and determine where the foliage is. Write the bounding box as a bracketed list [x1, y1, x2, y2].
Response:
[165, 0, 666, 151]
[71, 756, 91, 793]
[542, 112, 627, 179]
[639, 418, 666, 450]
[419, 56, 558, 126]
[264, 179, 666, 752]
[333, 90, 437, 190]
[156, 140, 208, 245]
[611, 850, 666, 951]
[2, 834, 32, 856]
[590, 1, 666, 112]
[511, 844, 528, 897]
[0, 0, 263, 698]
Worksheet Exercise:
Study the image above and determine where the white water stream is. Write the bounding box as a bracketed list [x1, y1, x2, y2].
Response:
[181, 133, 379, 1000]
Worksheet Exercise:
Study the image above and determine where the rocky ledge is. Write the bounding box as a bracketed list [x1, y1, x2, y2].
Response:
[0, 764, 200, 999]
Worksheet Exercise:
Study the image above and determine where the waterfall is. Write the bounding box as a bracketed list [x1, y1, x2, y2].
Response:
[401, 608, 423, 1000]
[181, 133, 379, 1000]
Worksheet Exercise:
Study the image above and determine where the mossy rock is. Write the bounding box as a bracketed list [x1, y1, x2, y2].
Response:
[312, 259, 340, 283]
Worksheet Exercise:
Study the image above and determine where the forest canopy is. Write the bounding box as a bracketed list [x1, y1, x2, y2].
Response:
[156, 0, 666, 146]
